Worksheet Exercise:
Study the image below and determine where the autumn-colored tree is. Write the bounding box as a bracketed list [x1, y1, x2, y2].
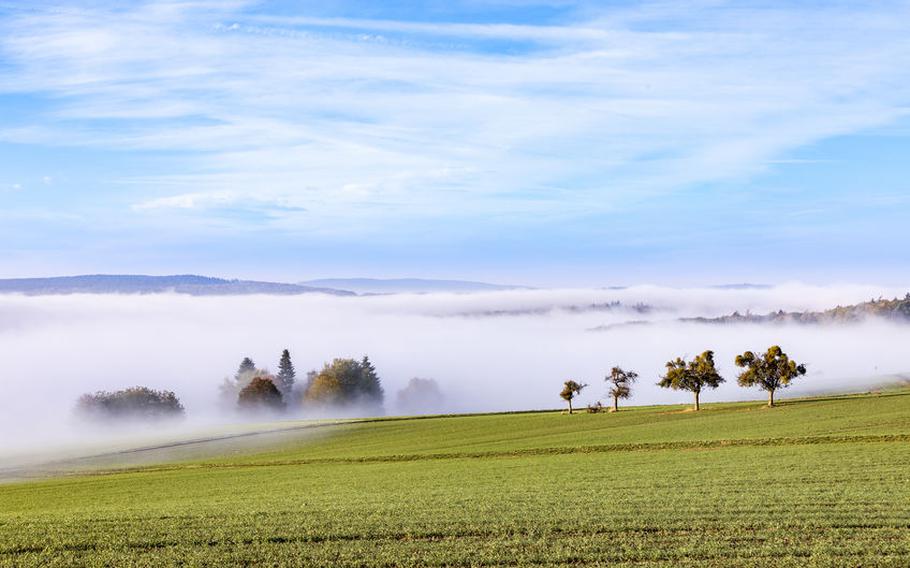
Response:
[303, 357, 385, 412]
[658, 350, 724, 411]
[237, 376, 285, 412]
[735, 345, 806, 407]
[560, 380, 587, 414]
[605, 366, 638, 412]
[303, 372, 343, 406]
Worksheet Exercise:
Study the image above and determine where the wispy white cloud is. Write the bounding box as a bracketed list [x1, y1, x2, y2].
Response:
[0, 1, 909, 234]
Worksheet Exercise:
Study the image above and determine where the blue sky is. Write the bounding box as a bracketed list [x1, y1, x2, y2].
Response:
[1, 0, 909, 286]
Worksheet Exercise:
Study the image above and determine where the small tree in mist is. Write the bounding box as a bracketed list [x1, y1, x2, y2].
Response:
[219, 357, 264, 406]
[396, 377, 445, 414]
[658, 350, 724, 411]
[237, 376, 285, 412]
[237, 357, 256, 377]
[606, 366, 638, 412]
[276, 349, 296, 397]
[735, 345, 807, 407]
[560, 380, 587, 414]
[75, 387, 184, 421]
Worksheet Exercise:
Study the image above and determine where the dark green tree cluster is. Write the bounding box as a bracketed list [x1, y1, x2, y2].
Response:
[562, 346, 807, 413]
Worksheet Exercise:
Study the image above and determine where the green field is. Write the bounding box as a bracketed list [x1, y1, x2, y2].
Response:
[2, 391, 910, 566]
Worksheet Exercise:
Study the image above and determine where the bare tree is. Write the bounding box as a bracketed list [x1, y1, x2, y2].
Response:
[605, 366, 638, 412]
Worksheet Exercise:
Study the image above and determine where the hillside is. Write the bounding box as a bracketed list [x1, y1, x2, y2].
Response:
[2, 390, 909, 566]
[685, 293, 910, 325]
[0, 275, 354, 296]
[299, 277, 529, 294]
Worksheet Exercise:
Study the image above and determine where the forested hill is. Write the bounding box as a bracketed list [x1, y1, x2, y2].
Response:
[0, 275, 355, 296]
[685, 294, 910, 325]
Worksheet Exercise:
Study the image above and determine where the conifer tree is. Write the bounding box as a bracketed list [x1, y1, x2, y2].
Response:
[236, 357, 256, 380]
[359, 355, 384, 403]
[276, 349, 296, 397]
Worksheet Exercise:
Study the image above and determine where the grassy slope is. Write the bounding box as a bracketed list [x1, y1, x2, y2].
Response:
[2, 391, 910, 566]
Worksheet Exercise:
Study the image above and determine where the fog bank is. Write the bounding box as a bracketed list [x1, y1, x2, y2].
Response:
[1, 283, 908, 455]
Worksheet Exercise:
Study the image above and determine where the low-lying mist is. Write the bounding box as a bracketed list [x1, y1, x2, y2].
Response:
[1, 283, 908, 457]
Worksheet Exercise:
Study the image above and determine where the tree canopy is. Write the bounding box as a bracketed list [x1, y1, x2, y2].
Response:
[735, 345, 806, 407]
[658, 350, 724, 411]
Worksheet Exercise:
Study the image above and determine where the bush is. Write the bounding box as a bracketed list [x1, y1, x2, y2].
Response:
[75, 387, 185, 421]
[587, 401, 604, 414]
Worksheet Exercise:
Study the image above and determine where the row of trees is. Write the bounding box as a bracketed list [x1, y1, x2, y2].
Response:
[560, 345, 807, 413]
[222, 350, 385, 414]
[73, 353, 444, 422]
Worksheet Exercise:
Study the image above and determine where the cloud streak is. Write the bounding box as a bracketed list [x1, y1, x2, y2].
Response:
[1, 1, 909, 237]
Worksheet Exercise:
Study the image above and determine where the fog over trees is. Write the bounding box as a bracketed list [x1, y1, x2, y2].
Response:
[4, 285, 906, 451]
[75, 387, 184, 421]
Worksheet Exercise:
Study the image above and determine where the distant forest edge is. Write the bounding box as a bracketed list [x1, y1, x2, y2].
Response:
[682, 294, 910, 325]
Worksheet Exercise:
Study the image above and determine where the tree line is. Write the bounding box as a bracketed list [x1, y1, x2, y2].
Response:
[220, 350, 385, 414]
[560, 345, 807, 414]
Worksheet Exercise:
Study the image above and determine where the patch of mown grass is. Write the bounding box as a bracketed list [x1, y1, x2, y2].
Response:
[1, 391, 909, 566]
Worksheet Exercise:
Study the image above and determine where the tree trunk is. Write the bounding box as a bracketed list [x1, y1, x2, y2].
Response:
[612, 396, 619, 412]
[768, 389, 775, 407]
[568, 400, 573, 415]
[694, 390, 700, 411]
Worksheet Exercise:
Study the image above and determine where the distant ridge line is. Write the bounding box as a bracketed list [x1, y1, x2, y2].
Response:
[0, 274, 355, 296]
